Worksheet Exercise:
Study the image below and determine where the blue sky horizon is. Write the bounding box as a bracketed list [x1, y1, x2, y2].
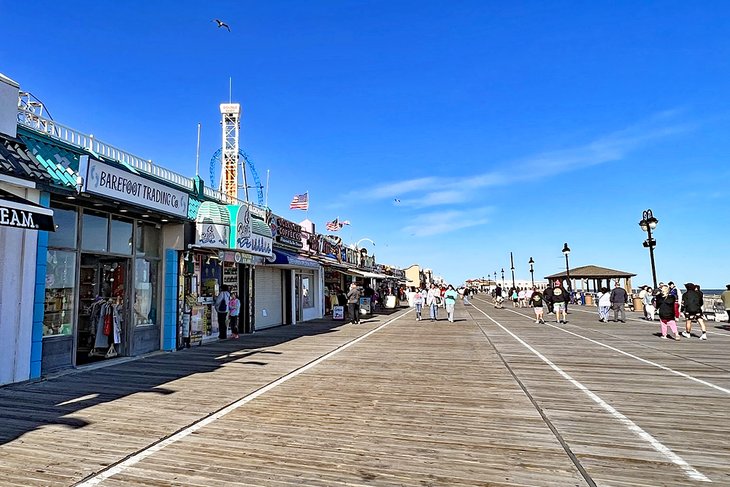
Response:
[2, 1, 729, 288]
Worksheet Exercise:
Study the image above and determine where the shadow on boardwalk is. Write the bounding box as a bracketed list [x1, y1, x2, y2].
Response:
[0, 318, 353, 447]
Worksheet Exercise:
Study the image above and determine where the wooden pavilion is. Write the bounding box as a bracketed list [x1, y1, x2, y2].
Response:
[544, 265, 636, 293]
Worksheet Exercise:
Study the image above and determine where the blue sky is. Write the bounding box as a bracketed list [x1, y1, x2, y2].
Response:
[2, 1, 729, 287]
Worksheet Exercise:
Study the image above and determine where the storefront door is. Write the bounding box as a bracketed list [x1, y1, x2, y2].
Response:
[294, 273, 303, 322]
[76, 255, 131, 365]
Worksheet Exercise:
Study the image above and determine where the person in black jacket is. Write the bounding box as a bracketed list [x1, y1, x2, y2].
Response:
[681, 283, 707, 340]
[609, 282, 628, 323]
[551, 280, 569, 324]
[657, 285, 680, 340]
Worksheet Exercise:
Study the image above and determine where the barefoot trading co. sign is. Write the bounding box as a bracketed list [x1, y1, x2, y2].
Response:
[80, 157, 189, 218]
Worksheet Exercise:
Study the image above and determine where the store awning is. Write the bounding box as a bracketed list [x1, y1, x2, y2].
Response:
[352, 270, 390, 279]
[267, 250, 320, 269]
[0, 189, 54, 231]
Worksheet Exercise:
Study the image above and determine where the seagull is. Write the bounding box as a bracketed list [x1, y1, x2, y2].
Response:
[213, 19, 231, 31]
[394, 198, 401, 203]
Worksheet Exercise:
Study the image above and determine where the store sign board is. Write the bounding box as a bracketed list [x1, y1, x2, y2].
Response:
[234, 205, 273, 257]
[272, 215, 304, 248]
[195, 223, 229, 248]
[235, 205, 251, 240]
[81, 157, 189, 217]
[236, 230, 272, 256]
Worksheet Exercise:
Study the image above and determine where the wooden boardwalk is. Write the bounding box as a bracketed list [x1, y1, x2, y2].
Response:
[1, 299, 729, 486]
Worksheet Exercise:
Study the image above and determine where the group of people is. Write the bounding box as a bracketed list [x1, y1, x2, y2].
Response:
[412, 283, 460, 322]
[630, 281, 710, 340]
[214, 285, 241, 339]
[492, 281, 571, 324]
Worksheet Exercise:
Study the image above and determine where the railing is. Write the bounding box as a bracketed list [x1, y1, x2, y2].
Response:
[17, 107, 195, 192]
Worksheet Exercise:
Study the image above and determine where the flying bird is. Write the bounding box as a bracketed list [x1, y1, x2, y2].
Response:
[213, 19, 231, 31]
[394, 198, 401, 203]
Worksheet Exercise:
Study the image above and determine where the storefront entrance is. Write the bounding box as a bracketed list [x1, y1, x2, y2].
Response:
[76, 254, 130, 365]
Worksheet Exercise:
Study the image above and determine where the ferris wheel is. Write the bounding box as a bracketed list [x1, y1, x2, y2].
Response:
[209, 148, 264, 206]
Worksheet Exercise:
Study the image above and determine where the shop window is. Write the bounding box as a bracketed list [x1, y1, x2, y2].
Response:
[43, 250, 77, 337]
[81, 211, 108, 252]
[110, 216, 133, 255]
[48, 205, 77, 249]
[134, 258, 158, 326]
[301, 275, 314, 309]
[136, 222, 160, 258]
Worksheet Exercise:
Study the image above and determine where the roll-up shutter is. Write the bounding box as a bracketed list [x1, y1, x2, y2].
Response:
[255, 266, 283, 329]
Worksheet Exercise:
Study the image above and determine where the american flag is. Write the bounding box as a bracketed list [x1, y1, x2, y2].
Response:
[326, 218, 340, 231]
[289, 192, 309, 210]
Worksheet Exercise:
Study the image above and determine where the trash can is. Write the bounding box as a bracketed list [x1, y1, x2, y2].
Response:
[585, 293, 593, 306]
[633, 297, 643, 313]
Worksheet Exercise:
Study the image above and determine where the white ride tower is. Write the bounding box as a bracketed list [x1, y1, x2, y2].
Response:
[219, 103, 248, 202]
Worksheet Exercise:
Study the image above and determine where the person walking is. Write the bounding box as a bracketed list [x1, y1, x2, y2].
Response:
[494, 284, 504, 308]
[609, 281, 628, 323]
[427, 283, 441, 321]
[642, 287, 656, 321]
[681, 283, 707, 340]
[413, 287, 424, 321]
[597, 287, 611, 322]
[529, 288, 545, 324]
[669, 281, 682, 320]
[551, 280, 569, 324]
[721, 284, 730, 324]
[511, 288, 519, 307]
[543, 283, 554, 315]
[347, 283, 362, 324]
[215, 285, 231, 339]
[518, 288, 526, 308]
[657, 285, 680, 340]
[228, 291, 241, 339]
[444, 285, 458, 322]
[463, 287, 471, 305]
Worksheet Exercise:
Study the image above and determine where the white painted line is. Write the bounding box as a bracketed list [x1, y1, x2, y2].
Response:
[474, 298, 730, 395]
[470, 305, 711, 483]
[75, 312, 410, 487]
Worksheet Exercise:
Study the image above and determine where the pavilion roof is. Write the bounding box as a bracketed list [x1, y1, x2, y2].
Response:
[544, 265, 636, 280]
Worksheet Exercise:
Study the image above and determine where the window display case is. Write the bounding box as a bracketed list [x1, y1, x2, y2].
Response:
[43, 250, 77, 337]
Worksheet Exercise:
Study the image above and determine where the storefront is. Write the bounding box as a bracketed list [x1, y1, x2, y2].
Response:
[40, 156, 188, 373]
[179, 201, 270, 345]
[0, 180, 54, 385]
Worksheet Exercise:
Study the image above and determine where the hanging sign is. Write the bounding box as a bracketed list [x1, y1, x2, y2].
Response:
[0, 189, 55, 231]
[81, 157, 189, 217]
[234, 204, 273, 257]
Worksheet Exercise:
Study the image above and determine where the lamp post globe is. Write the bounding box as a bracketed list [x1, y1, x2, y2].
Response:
[639, 209, 659, 289]
[562, 243, 571, 290]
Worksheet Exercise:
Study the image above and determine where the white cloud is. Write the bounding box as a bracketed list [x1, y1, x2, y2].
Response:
[363, 113, 692, 209]
[403, 207, 494, 237]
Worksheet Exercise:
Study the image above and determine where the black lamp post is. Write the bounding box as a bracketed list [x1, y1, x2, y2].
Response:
[510, 252, 516, 289]
[639, 209, 659, 289]
[493, 271, 497, 285]
[528, 257, 535, 287]
[562, 243, 571, 290]
[501, 268, 505, 288]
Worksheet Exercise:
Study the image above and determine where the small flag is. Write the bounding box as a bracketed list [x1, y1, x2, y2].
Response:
[326, 218, 340, 232]
[289, 192, 309, 210]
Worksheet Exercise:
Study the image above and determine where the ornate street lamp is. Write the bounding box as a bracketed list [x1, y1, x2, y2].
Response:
[562, 243, 571, 290]
[510, 252, 516, 289]
[528, 257, 535, 287]
[501, 268, 505, 288]
[639, 209, 659, 289]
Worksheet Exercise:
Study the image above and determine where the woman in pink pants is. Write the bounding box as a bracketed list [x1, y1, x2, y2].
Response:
[656, 285, 680, 340]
